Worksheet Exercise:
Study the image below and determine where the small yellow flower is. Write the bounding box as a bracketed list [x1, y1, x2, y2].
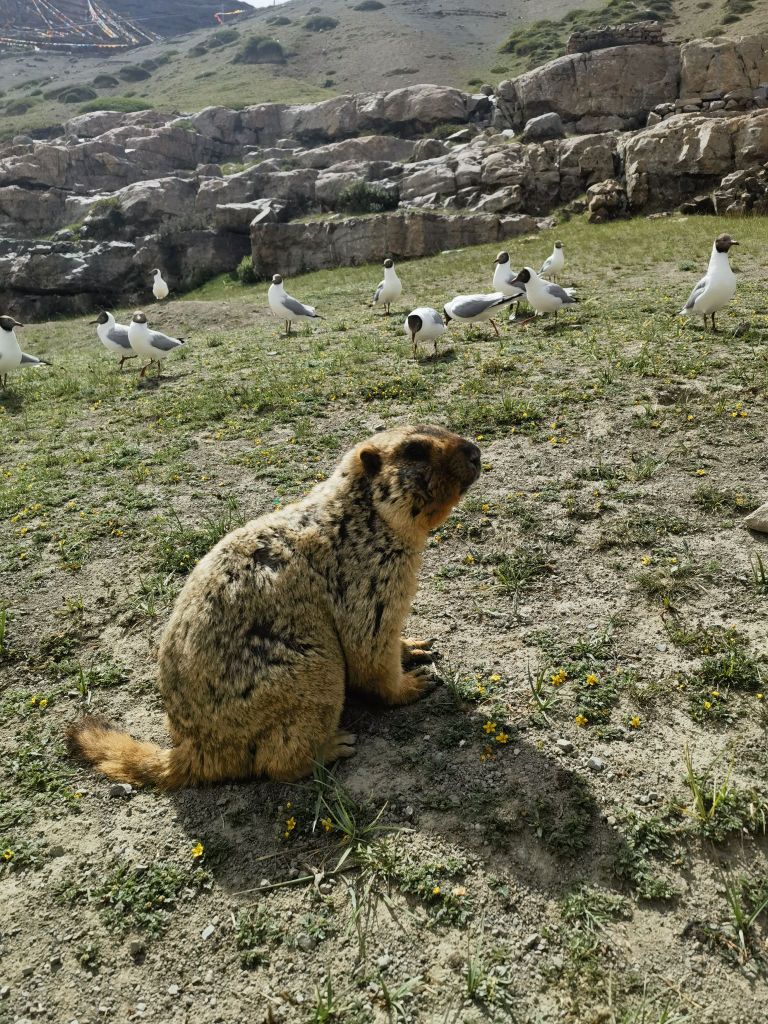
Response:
[38, 698, 48, 710]
[489, 674, 501, 683]
[320, 817, 334, 833]
[495, 731, 509, 744]
[475, 685, 486, 696]
[575, 714, 588, 727]
[585, 673, 598, 687]
[756, 693, 764, 701]
[695, 469, 707, 476]
[464, 554, 475, 565]
[481, 504, 490, 513]
[191, 842, 204, 859]
[28, 696, 38, 707]
[550, 669, 567, 687]
[629, 715, 641, 729]
[2, 849, 13, 861]
[283, 816, 297, 839]
[703, 701, 712, 711]
[640, 555, 652, 566]
[711, 691, 720, 698]
[432, 886, 441, 896]
[483, 721, 497, 734]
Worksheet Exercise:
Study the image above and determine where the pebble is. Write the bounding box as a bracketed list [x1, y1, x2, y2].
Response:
[376, 954, 391, 969]
[404, 806, 414, 818]
[296, 933, 316, 952]
[0, 986, 9, 999]
[21, 967, 34, 978]
[201, 925, 215, 941]
[48, 845, 65, 858]
[588, 756, 605, 772]
[108, 783, 132, 798]
[128, 939, 145, 957]
[167, 984, 180, 996]
[556, 739, 574, 753]
[524, 933, 541, 950]
[654, 642, 668, 652]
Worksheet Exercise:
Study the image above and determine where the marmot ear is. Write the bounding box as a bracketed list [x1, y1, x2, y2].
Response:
[359, 446, 382, 477]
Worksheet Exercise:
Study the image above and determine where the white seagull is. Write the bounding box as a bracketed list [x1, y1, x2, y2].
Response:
[404, 307, 446, 357]
[493, 250, 526, 317]
[539, 240, 564, 283]
[372, 258, 403, 315]
[0, 315, 49, 388]
[268, 274, 323, 336]
[679, 233, 739, 331]
[128, 311, 184, 377]
[90, 310, 136, 370]
[152, 269, 169, 302]
[443, 292, 516, 337]
[509, 268, 578, 322]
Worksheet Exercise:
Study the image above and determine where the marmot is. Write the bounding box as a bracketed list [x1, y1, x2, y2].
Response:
[67, 425, 481, 789]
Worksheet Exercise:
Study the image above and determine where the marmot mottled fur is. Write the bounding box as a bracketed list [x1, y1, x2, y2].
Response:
[67, 425, 481, 789]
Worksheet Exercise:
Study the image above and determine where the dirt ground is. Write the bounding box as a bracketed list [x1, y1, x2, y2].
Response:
[1, 215, 767, 1023]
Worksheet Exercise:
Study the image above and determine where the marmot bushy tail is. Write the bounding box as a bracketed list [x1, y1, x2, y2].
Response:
[67, 717, 196, 790]
[67, 425, 481, 790]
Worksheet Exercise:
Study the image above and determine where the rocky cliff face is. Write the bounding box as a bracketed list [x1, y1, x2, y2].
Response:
[1, 33, 767, 316]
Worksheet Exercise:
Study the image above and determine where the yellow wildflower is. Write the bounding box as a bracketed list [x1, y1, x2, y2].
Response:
[575, 714, 588, 727]
[641, 555, 652, 566]
[585, 673, 598, 687]
[283, 816, 297, 839]
[703, 701, 712, 711]
[320, 817, 334, 833]
[756, 693, 764, 701]
[551, 669, 567, 687]
[432, 886, 441, 896]
[483, 721, 497, 734]
[191, 842, 204, 859]
[475, 685, 486, 696]
[629, 716, 641, 729]
[38, 698, 48, 710]
[695, 469, 707, 476]
[489, 674, 501, 683]
[2, 849, 13, 861]
[464, 554, 475, 565]
[495, 732, 509, 744]
[711, 691, 720, 698]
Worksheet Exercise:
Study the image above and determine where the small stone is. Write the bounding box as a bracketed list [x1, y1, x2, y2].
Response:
[21, 967, 34, 978]
[0, 986, 9, 999]
[201, 925, 215, 941]
[167, 984, 180, 996]
[556, 739, 574, 753]
[49, 956, 62, 970]
[48, 845, 65, 858]
[129, 938, 146, 957]
[588, 756, 605, 772]
[654, 642, 667, 652]
[296, 933, 316, 952]
[108, 783, 132, 798]
[404, 806, 414, 818]
[524, 933, 541, 950]
[376, 954, 391, 969]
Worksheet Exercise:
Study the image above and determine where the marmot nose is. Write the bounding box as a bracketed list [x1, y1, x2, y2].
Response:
[460, 441, 481, 471]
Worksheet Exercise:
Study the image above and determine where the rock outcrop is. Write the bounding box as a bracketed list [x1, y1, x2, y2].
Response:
[567, 21, 664, 55]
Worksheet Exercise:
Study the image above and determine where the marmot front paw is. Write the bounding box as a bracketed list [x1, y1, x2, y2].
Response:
[394, 665, 440, 704]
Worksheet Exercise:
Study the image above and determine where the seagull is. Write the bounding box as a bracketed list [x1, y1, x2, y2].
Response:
[128, 311, 184, 377]
[539, 240, 564, 283]
[372, 258, 403, 315]
[493, 250, 526, 317]
[443, 292, 516, 337]
[0, 315, 49, 388]
[679, 233, 739, 331]
[152, 269, 169, 302]
[404, 307, 446, 357]
[509, 268, 578, 323]
[89, 310, 137, 370]
[268, 274, 323, 336]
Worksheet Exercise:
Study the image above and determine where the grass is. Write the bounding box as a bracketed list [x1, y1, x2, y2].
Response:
[3, 214, 768, 1020]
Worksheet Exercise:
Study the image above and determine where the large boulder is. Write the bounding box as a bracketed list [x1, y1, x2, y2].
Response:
[680, 35, 768, 99]
[0, 186, 68, 236]
[294, 135, 419, 169]
[620, 110, 768, 209]
[521, 112, 565, 142]
[82, 177, 200, 240]
[497, 44, 680, 132]
[250, 209, 537, 277]
[214, 198, 288, 234]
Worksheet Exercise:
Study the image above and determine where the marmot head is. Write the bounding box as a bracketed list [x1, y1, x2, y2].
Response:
[350, 425, 481, 537]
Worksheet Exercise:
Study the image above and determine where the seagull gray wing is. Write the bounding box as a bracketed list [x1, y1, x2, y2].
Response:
[107, 324, 131, 349]
[683, 275, 708, 311]
[546, 283, 577, 304]
[539, 256, 552, 275]
[373, 281, 384, 303]
[20, 352, 44, 365]
[430, 310, 444, 325]
[148, 330, 183, 351]
[283, 294, 316, 317]
[453, 295, 511, 317]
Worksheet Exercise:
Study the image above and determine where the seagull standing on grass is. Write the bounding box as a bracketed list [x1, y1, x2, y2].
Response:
[404, 308, 446, 357]
[0, 315, 49, 388]
[539, 240, 564, 283]
[372, 258, 402, 315]
[493, 250, 526, 318]
[128, 311, 184, 377]
[679, 234, 739, 331]
[152, 269, 169, 302]
[443, 292, 516, 337]
[90, 311, 136, 369]
[508, 268, 578, 323]
[268, 274, 323, 336]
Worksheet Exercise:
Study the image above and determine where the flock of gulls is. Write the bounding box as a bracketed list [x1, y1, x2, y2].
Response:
[0, 233, 739, 388]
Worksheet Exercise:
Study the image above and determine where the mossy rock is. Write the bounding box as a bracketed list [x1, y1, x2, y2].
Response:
[59, 86, 98, 104]
[118, 65, 152, 83]
[93, 74, 119, 88]
[355, 0, 384, 9]
[304, 15, 338, 31]
[232, 36, 286, 65]
[266, 15, 291, 25]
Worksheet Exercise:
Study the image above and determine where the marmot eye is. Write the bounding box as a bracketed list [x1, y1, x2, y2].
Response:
[403, 441, 430, 461]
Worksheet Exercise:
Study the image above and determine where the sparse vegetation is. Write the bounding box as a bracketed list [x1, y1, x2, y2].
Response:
[335, 180, 400, 213]
[232, 35, 286, 66]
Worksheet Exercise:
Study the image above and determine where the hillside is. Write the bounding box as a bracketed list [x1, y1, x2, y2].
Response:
[0, 0, 767, 140]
